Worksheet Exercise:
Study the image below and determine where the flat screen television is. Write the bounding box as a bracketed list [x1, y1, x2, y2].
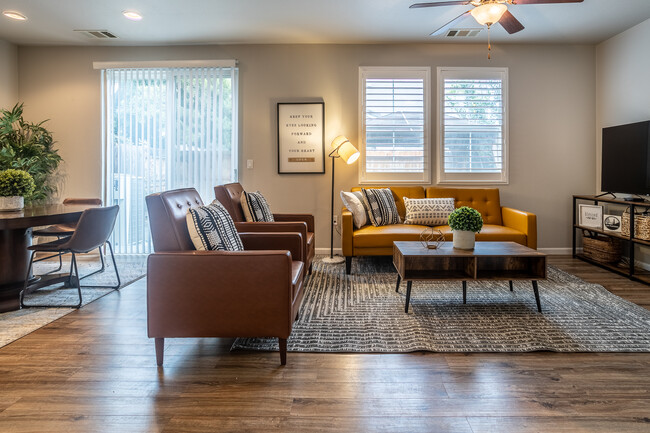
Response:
[601, 120, 650, 196]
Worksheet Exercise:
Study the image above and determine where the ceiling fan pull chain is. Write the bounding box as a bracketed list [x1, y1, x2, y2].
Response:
[487, 23, 492, 60]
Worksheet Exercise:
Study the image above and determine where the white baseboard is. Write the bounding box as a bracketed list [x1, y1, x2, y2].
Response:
[316, 247, 342, 255]
[538, 248, 573, 255]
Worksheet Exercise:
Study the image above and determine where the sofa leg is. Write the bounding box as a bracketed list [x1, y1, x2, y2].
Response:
[155, 338, 164, 366]
[345, 256, 352, 275]
[309, 263, 313, 275]
[279, 338, 287, 365]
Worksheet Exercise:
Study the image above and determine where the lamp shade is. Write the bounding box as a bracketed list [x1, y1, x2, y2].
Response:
[339, 141, 360, 164]
[470, 3, 507, 26]
[331, 135, 349, 150]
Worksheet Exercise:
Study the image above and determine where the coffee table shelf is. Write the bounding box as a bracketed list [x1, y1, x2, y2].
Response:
[393, 241, 547, 313]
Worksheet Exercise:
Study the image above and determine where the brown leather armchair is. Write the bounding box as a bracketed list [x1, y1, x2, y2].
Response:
[145, 188, 305, 366]
[214, 182, 315, 274]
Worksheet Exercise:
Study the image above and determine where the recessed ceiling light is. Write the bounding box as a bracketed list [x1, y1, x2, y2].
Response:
[122, 10, 142, 21]
[3, 10, 27, 21]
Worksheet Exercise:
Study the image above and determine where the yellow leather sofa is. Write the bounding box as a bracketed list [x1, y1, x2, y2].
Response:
[341, 186, 537, 274]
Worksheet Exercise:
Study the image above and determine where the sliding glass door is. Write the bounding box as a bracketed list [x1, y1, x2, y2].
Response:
[102, 65, 238, 254]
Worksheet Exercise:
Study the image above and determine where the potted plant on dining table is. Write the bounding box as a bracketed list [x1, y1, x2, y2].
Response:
[0, 169, 36, 211]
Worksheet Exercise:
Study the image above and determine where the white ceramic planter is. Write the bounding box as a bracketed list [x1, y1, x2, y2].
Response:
[0, 196, 24, 211]
[453, 230, 475, 250]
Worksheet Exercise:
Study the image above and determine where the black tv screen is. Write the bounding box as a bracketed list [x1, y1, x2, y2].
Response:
[601, 120, 650, 196]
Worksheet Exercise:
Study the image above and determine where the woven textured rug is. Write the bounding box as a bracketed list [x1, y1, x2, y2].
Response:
[0, 255, 146, 348]
[232, 256, 650, 353]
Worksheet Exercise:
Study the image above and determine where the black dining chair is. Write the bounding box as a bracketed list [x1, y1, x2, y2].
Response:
[20, 205, 121, 309]
[32, 198, 103, 274]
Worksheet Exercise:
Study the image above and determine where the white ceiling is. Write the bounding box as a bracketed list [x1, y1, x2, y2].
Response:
[0, 0, 649, 46]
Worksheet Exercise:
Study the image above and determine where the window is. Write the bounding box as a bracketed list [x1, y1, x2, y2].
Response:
[437, 67, 508, 184]
[359, 67, 431, 183]
[98, 61, 238, 254]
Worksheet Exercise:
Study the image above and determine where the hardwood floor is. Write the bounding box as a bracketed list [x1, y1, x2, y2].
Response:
[0, 256, 649, 432]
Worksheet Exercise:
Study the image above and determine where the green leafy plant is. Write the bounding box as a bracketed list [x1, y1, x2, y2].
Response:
[448, 206, 483, 233]
[0, 103, 62, 202]
[0, 169, 36, 197]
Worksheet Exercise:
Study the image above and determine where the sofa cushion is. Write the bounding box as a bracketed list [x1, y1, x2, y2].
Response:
[426, 187, 503, 225]
[186, 200, 244, 251]
[404, 197, 455, 226]
[362, 188, 401, 227]
[433, 224, 526, 245]
[353, 186, 425, 220]
[353, 224, 429, 248]
[241, 191, 275, 222]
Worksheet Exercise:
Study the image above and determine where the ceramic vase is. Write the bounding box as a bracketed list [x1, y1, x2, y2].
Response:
[0, 196, 24, 212]
[453, 230, 475, 250]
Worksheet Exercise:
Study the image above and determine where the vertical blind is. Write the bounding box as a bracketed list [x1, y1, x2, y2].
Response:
[365, 78, 425, 173]
[440, 70, 506, 181]
[103, 66, 238, 254]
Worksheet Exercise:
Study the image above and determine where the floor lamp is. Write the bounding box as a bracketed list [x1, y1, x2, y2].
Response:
[322, 135, 360, 264]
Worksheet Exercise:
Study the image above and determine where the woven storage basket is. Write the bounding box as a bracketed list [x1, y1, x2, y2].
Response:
[621, 208, 650, 240]
[583, 234, 622, 263]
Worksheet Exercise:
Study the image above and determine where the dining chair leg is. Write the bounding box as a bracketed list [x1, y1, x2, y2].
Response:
[19, 251, 37, 308]
[71, 253, 83, 308]
[107, 241, 121, 289]
[81, 241, 121, 289]
[98, 246, 106, 272]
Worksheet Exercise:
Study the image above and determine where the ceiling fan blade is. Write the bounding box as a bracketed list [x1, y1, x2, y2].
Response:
[499, 10, 525, 34]
[430, 11, 472, 36]
[512, 0, 583, 4]
[410, 1, 471, 9]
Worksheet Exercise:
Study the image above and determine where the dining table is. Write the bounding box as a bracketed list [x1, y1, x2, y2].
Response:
[0, 203, 99, 313]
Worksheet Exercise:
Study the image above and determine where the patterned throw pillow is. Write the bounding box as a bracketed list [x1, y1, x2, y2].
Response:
[240, 191, 275, 222]
[361, 188, 401, 227]
[186, 200, 244, 251]
[340, 191, 370, 229]
[403, 197, 455, 226]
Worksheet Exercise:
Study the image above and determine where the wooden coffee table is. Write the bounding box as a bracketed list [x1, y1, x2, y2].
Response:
[393, 241, 547, 313]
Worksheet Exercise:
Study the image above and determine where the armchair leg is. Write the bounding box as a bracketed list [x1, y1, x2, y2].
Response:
[309, 263, 313, 275]
[279, 338, 287, 366]
[155, 338, 164, 366]
[345, 256, 352, 275]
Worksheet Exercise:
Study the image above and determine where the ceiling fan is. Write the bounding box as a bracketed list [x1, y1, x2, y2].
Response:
[410, 0, 584, 37]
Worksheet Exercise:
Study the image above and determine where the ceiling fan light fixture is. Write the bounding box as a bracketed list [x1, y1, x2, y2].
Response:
[122, 10, 143, 21]
[2, 10, 27, 21]
[470, 3, 507, 26]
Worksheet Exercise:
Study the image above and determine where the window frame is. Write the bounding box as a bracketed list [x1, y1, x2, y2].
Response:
[358, 66, 431, 184]
[436, 66, 509, 185]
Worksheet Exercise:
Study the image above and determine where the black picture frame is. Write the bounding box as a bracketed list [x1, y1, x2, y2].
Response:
[277, 102, 325, 174]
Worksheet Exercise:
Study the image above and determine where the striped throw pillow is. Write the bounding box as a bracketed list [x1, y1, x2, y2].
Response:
[241, 191, 275, 222]
[403, 197, 455, 226]
[361, 188, 401, 227]
[186, 200, 244, 251]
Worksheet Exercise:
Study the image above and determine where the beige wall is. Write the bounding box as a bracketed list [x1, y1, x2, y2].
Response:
[596, 18, 650, 192]
[17, 43, 596, 251]
[0, 39, 18, 110]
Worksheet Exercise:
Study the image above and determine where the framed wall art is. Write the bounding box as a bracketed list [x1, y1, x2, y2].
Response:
[603, 214, 622, 233]
[277, 102, 325, 174]
[578, 204, 603, 229]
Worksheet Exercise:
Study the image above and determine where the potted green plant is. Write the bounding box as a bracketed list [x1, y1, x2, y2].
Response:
[0, 169, 36, 211]
[448, 206, 483, 250]
[0, 103, 62, 203]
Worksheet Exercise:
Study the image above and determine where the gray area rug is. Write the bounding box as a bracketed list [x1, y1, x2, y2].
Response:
[232, 256, 650, 353]
[0, 255, 146, 348]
